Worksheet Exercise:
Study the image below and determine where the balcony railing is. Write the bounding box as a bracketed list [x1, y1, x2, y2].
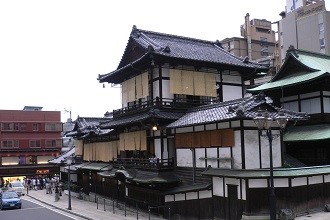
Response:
[112, 157, 175, 171]
[113, 97, 218, 117]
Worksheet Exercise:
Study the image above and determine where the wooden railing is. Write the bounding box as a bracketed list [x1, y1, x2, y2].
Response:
[113, 97, 218, 117]
[112, 157, 175, 170]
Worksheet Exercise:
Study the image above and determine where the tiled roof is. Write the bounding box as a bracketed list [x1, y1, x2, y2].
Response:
[131, 27, 267, 69]
[100, 109, 184, 128]
[99, 26, 268, 83]
[69, 117, 112, 138]
[248, 48, 330, 92]
[167, 94, 308, 128]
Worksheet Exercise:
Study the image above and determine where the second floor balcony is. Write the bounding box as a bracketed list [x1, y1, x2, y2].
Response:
[113, 96, 219, 118]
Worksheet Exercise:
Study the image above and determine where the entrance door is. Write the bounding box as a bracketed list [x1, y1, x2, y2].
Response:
[227, 184, 240, 220]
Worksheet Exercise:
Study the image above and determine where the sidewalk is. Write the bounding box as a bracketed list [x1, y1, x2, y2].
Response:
[24, 188, 165, 220]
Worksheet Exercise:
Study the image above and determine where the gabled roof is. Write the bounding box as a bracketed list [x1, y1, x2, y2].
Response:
[67, 116, 112, 138]
[167, 94, 308, 128]
[99, 26, 268, 84]
[248, 48, 330, 93]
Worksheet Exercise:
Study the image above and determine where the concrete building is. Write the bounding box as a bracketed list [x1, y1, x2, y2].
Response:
[279, 0, 330, 63]
[0, 106, 62, 183]
[221, 13, 278, 74]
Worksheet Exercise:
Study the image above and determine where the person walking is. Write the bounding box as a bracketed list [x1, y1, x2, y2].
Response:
[54, 185, 60, 201]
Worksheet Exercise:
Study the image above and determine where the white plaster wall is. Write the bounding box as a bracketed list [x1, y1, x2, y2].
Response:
[206, 148, 218, 168]
[325, 174, 330, 182]
[195, 148, 206, 168]
[205, 123, 217, 131]
[274, 178, 289, 187]
[292, 177, 307, 187]
[217, 122, 230, 129]
[309, 175, 323, 185]
[300, 91, 320, 99]
[154, 139, 162, 159]
[163, 138, 168, 159]
[323, 97, 330, 113]
[176, 127, 194, 133]
[165, 195, 174, 202]
[260, 130, 281, 168]
[223, 85, 242, 101]
[249, 179, 268, 188]
[199, 190, 212, 199]
[244, 130, 260, 169]
[213, 177, 224, 196]
[232, 130, 242, 169]
[231, 120, 241, 128]
[194, 125, 204, 132]
[162, 79, 172, 99]
[175, 193, 185, 201]
[241, 179, 246, 200]
[153, 80, 160, 98]
[222, 74, 241, 83]
[186, 192, 198, 200]
[219, 147, 232, 168]
[177, 149, 193, 167]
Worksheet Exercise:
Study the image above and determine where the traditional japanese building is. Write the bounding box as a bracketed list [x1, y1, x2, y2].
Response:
[0, 106, 62, 183]
[249, 47, 330, 166]
[69, 27, 330, 219]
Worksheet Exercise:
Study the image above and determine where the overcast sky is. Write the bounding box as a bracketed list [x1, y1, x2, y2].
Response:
[0, 0, 328, 122]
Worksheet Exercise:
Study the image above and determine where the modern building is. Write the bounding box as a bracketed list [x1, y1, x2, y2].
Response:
[278, 0, 330, 63]
[221, 13, 278, 74]
[0, 106, 62, 184]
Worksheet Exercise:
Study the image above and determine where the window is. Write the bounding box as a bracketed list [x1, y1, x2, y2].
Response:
[2, 123, 13, 131]
[320, 38, 325, 49]
[20, 123, 27, 131]
[45, 139, 62, 148]
[29, 140, 41, 148]
[32, 123, 39, 131]
[319, 23, 324, 35]
[1, 140, 19, 148]
[45, 123, 62, 131]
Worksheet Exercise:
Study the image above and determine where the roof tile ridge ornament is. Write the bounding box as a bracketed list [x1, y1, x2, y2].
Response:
[131, 25, 140, 38]
[139, 32, 162, 51]
[288, 45, 299, 58]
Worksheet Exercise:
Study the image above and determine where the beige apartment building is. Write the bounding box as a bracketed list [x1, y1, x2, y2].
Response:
[279, 0, 330, 63]
[221, 13, 278, 75]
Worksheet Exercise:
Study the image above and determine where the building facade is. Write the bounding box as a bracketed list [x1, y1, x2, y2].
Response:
[221, 13, 278, 74]
[0, 106, 62, 183]
[279, 0, 330, 63]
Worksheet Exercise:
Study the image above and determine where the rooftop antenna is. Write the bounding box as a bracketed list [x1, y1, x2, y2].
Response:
[64, 108, 72, 120]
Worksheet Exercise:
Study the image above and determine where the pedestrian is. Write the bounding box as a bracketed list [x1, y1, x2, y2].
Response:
[54, 185, 60, 201]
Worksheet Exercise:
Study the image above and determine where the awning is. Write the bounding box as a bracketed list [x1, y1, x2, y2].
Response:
[284, 124, 330, 142]
[77, 162, 112, 171]
[98, 169, 117, 178]
[75, 162, 91, 169]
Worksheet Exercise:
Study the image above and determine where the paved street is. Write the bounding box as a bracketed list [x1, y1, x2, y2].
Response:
[23, 188, 165, 220]
[1, 199, 77, 220]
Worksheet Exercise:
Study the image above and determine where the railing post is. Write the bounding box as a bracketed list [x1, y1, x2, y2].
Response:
[168, 207, 171, 220]
[104, 198, 106, 211]
[148, 205, 151, 220]
[96, 197, 98, 209]
[136, 203, 139, 219]
[112, 199, 115, 214]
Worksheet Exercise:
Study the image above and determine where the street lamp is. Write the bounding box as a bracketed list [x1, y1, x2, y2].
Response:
[66, 157, 73, 210]
[253, 109, 289, 220]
